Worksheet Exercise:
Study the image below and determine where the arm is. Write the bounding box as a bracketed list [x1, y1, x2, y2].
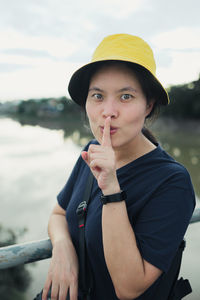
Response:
[82, 117, 162, 300]
[42, 203, 78, 300]
[102, 201, 162, 300]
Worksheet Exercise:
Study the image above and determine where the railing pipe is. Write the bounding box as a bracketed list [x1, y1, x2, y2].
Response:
[0, 208, 200, 270]
[0, 239, 52, 270]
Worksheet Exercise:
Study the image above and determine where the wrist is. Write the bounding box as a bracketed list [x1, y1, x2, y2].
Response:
[102, 186, 121, 196]
[101, 178, 121, 196]
[52, 236, 73, 249]
[101, 190, 127, 205]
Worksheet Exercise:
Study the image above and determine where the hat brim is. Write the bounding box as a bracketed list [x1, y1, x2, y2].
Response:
[68, 60, 169, 107]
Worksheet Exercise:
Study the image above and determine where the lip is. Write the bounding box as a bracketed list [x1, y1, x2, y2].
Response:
[100, 126, 118, 135]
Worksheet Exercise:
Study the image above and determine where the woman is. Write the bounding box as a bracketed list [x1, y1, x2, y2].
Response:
[42, 34, 195, 300]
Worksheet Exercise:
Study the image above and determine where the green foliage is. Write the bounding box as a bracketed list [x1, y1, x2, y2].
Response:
[0, 75, 200, 120]
[0, 225, 31, 300]
[162, 76, 200, 119]
[16, 96, 80, 117]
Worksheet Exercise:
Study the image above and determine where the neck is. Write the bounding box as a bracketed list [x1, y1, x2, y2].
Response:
[114, 133, 156, 169]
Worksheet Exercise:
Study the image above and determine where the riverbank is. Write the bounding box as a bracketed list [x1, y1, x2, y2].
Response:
[3, 113, 200, 138]
[151, 116, 200, 136]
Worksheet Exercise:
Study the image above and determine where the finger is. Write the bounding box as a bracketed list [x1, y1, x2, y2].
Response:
[58, 283, 69, 300]
[90, 158, 106, 171]
[69, 280, 78, 300]
[42, 279, 52, 300]
[81, 151, 89, 164]
[51, 282, 59, 300]
[102, 117, 112, 147]
[88, 144, 104, 153]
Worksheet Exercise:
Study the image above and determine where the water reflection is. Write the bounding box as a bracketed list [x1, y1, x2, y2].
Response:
[0, 116, 82, 239]
[7, 114, 200, 198]
[11, 113, 93, 147]
[0, 116, 200, 299]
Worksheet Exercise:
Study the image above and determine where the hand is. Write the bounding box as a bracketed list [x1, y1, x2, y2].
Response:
[42, 240, 78, 300]
[82, 117, 120, 195]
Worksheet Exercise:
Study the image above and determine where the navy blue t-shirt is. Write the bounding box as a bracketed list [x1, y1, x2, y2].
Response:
[57, 140, 195, 300]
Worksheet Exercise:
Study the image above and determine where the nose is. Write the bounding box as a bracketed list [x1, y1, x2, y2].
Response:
[102, 99, 118, 118]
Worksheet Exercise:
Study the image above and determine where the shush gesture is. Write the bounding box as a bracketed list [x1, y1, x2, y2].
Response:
[81, 117, 121, 195]
[101, 116, 113, 148]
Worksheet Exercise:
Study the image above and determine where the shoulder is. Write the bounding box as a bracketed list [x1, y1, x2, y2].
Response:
[156, 145, 193, 186]
[151, 145, 195, 207]
[76, 139, 98, 165]
[57, 139, 97, 209]
[64, 139, 97, 181]
[75, 139, 99, 172]
[140, 144, 195, 198]
[135, 144, 192, 184]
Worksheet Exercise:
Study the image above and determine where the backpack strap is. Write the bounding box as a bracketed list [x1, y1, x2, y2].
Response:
[154, 240, 192, 300]
[76, 171, 94, 300]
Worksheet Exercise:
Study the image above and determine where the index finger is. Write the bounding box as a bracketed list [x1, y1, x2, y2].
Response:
[102, 117, 112, 147]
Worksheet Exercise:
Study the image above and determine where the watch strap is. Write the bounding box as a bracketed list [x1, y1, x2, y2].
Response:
[101, 190, 127, 205]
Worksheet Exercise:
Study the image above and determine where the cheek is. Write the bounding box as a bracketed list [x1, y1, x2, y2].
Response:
[86, 100, 95, 120]
[86, 102, 98, 132]
[126, 106, 147, 124]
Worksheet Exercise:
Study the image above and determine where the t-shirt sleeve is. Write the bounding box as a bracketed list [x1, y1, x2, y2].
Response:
[57, 154, 83, 210]
[57, 140, 93, 210]
[133, 171, 195, 273]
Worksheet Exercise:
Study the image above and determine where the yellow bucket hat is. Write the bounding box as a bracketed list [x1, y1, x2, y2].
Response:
[68, 33, 169, 106]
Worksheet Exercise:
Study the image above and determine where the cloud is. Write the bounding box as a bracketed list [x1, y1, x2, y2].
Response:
[0, 29, 79, 58]
[0, 1, 199, 100]
[2, 48, 51, 58]
[157, 51, 200, 87]
[0, 63, 31, 73]
[89, 0, 147, 19]
[0, 60, 80, 100]
[152, 27, 200, 50]
[151, 27, 200, 86]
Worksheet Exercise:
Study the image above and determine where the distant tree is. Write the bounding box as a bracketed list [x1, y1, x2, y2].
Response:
[162, 76, 200, 119]
[2, 74, 200, 120]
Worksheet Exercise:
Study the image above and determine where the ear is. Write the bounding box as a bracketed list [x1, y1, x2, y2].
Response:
[145, 99, 155, 117]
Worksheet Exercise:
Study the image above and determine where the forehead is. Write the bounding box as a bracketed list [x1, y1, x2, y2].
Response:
[89, 62, 140, 86]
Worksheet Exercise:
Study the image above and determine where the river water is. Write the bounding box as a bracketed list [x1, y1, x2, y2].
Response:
[0, 116, 199, 299]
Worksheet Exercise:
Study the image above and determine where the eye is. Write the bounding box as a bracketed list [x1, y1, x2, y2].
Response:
[121, 94, 133, 101]
[92, 93, 103, 100]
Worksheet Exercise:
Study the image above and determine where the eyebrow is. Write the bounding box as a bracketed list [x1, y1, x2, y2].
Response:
[88, 87, 104, 93]
[88, 86, 137, 93]
[117, 87, 138, 93]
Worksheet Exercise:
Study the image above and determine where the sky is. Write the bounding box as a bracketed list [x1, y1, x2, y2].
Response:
[0, 0, 200, 102]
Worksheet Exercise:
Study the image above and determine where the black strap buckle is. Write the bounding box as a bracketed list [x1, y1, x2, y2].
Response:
[76, 201, 87, 216]
[76, 201, 88, 228]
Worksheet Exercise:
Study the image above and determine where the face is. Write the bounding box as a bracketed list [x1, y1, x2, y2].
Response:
[86, 63, 154, 150]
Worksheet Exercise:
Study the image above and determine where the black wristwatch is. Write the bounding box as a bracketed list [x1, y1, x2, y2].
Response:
[101, 190, 127, 205]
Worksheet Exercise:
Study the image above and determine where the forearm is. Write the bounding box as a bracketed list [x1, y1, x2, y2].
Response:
[48, 212, 73, 248]
[43, 209, 78, 300]
[102, 201, 146, 299]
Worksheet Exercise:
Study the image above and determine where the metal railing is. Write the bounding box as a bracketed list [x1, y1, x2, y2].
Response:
[0, 208, 200, 270]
